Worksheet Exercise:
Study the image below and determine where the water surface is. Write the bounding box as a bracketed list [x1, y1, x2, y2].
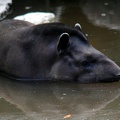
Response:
[0, 0, 120, 120]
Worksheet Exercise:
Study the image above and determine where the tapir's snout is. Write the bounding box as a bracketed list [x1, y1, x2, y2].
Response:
[116, 74, 120, 79]
[101, 57, 120, 82]
[112, 72, 120, 81]
[96, 47, 120, 82]
[77, 62, 120, 83]
[76, 48, 120, 83]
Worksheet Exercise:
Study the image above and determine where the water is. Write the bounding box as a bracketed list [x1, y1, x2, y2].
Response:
[0, 0, 120, 120]
[0, 77, 120, 120]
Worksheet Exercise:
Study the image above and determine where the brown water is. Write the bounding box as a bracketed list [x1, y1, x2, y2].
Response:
[0, 0, 120, 120]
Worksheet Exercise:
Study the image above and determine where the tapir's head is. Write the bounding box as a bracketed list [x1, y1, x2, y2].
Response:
[50, 23, 120, 83]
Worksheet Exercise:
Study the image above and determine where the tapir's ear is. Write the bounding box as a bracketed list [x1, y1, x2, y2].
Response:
[75, 23, 82, 31]
[57, 33, 70, 55]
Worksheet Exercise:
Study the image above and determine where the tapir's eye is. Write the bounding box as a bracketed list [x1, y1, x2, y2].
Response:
[81, 61, 91, 67]
[81, 59, 96, 69]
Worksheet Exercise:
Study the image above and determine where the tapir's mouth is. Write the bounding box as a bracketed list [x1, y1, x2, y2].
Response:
[77, 74, 120, 83]
[99, 79, 119, 83]
[97, 76, 120, 83]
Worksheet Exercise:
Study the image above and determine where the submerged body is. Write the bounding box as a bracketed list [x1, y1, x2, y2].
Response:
[0, 19, 120, 83]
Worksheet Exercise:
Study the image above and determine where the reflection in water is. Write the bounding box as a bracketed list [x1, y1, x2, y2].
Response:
[81, 0, 120, 30]
[0, 76, 120, 120]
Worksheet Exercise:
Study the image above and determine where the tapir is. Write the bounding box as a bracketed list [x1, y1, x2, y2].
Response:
[0, 19, 120, 83]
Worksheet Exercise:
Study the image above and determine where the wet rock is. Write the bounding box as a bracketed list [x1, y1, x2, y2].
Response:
[14, 12, 55, 24]
[0, 0, 12, 20]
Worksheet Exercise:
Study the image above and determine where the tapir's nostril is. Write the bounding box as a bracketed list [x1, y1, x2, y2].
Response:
[116, 73, 120, 79]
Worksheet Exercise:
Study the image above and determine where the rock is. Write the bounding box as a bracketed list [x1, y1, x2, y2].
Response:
[0, 0, 12, 20]
[14, 12, 55, 24]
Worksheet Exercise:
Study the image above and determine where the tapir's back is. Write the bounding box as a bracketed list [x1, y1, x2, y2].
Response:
[0, 20, 34, 78]
[0, 20, 34, 44]
[0, 20, 83, 80]
[0, 19, 33, 31]
[0, 20, 67, 79]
